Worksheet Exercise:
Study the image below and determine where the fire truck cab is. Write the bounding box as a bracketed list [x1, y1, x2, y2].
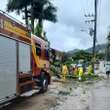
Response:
[31, 34, 50, 92]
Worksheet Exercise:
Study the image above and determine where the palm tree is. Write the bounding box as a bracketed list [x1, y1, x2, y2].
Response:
[7, 0, 57, 35]
[33, 0, 57, 28]
[7, 0, 31, 26]
[34, 1, 57, 37]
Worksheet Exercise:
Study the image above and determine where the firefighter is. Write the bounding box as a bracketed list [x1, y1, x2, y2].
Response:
[74, 65, 78, 77]
[78, 66, 83, 81]
[62, 64, 68, 80]
[88, 65, 93, 75]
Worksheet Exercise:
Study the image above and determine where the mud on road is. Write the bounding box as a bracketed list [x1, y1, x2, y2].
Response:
[1, 80, 65, 110]
[1, 77, 106, 110]
[1, 90, 59, 110]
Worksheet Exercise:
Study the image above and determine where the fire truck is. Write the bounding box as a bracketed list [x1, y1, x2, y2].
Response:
[0, 10, 50, 104]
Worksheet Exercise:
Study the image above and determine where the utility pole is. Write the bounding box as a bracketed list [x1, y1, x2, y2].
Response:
[105, 31, 110, 61]
[92, 0, 98, 73]
[84, 0, 98, 73]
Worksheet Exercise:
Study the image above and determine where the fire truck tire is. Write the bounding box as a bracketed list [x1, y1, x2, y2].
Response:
[39, 73, 49, 93]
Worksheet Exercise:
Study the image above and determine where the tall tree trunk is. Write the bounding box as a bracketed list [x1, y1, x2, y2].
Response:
[38, 18, 43, 37]
[31, 0, 34, 33]
[24, 5, 28, 27]
[38, 18, 43, 29]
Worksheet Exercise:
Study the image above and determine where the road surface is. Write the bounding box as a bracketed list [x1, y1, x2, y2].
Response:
[90, 79, 110, 110]
[1, 77, 110, 110]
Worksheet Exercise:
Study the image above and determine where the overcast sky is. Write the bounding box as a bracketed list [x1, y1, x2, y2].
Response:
[0, 0, 110, 51]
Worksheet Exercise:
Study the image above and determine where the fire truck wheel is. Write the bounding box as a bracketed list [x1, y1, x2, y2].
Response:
[39, 74, 49, 93]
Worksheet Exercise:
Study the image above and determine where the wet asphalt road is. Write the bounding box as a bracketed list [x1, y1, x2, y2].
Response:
[51, 78, 110, 110]
[90, 79, 110, 110]
[1, 77, 110, 110]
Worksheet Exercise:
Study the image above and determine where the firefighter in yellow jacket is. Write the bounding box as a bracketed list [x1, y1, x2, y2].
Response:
[88, 65, 93, 75]
[62, 64, 68, 80]
[78, 66, 83, 81]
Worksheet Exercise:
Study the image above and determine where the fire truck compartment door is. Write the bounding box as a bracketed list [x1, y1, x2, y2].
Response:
[19, 42, 31, 73]
[0, 35, 17, 101]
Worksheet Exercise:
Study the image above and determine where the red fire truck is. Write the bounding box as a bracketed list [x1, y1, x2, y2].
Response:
[0, 10, 50, 104]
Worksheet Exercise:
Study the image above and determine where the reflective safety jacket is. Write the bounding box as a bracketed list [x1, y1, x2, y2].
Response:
[62, 65, 68, 75]
[78, 67, 83, 77]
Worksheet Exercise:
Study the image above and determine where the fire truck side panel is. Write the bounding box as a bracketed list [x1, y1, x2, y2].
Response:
[0, 11, 34, 103]
[19, 42, 31, 73]
[0, 35, 17, 103]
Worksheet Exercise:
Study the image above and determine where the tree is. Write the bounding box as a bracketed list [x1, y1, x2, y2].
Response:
[71, 50, 92, 62]
[33, 1, 57, 27]
[7, 0, 31, 26]
[7, 0, 57, 36]
[32, 0, 57, 36]
[34, 24, 43, 37]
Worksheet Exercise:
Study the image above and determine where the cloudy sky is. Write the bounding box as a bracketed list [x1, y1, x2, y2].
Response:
[0, 0, 110, 51]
